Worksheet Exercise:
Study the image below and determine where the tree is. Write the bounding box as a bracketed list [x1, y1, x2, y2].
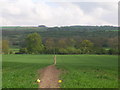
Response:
[0, 40, 2, 54]
[44, 38, 55, 54]
[79, 40, 94, 54]
[66, 38, 76, 48]
[26, 33, 44, 54]
[57, 38, 68, 48]
[2, 40, 9, 54]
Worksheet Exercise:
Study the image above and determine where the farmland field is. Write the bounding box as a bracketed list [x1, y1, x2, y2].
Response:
[2, 55, 53, 88]
[56, 55, 118, 88]
[2, 55, 118, 88]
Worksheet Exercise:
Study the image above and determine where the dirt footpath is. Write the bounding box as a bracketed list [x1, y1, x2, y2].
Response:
[39, 65, 60, 88]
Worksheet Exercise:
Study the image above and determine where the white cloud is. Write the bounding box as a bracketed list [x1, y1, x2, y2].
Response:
[0, 0, 118, 26]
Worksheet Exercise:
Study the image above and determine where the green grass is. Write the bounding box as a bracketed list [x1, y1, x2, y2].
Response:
[56, 55, 118, 88]
[2, 55, 53, 88]
[2, 55, 118, 88]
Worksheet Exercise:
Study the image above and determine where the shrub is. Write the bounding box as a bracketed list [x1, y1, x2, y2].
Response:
[19, 48, 28, 54]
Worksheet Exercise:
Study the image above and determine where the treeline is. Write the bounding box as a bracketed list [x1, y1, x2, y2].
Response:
[2, 25, 119, 55]
[12, 33, 118, 55]
[2, 26, 118, 49]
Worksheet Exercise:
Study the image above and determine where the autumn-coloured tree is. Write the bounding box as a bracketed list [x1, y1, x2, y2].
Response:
[57, 38, 67, 48]
[45, 38, 55, 50]
[2, 40, 9, 54]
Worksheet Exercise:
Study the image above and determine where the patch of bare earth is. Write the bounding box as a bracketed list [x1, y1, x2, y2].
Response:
[39, 65, 60, 88]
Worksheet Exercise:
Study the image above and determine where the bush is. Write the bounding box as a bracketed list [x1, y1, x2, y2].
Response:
[19, 48, 28, 54]
[58, 48, 68, 54]
[94, 48, 108, 55]
[9, 50, 14, 54]
[66, 47, 80, 54]
[108, 48, 118, 55]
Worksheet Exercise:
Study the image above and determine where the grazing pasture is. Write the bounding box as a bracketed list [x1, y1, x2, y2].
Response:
[2, 55, 118, 88]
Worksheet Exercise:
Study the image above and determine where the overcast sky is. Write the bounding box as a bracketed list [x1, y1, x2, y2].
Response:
[0, 0, 118, 27]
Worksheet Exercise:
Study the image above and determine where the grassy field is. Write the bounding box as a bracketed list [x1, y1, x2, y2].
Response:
[2, 55, 118, 88]
[56, 55, 118, 88]
[2, 55, 53, 88]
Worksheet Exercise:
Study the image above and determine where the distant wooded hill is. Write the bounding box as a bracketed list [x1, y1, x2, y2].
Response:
[2, 25, 118, 49]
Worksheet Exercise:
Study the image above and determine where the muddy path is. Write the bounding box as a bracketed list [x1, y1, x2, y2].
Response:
[38, 65, 60, 88]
